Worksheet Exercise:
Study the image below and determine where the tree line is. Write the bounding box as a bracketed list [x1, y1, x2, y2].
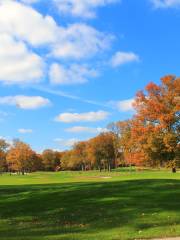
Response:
[0, 75, 179, 174]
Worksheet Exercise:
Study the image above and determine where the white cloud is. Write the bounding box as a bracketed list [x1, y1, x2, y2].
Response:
[0, 0, 112, 85]
[0, 33, 43, 84]
[54, 138, 78, 148]
[65, 126, 108, 133]
[0, 0, 58, 46]
[18, 128, 33, 134]
[55, 111, 109, 123]
[0, 95, 50, 109]
[49, 63, 98, 85]
[0, 0, 111, 58]
[52, 23, 113, 59]
[21, 0, 39, 3]
[21, 0, 119, 18]
[111, 51, 139, 67]
[54, 0, 119, 18]
[0, 0, 114, 87]
[0, 1, 112, 58]
[151, 0, 180, 8]
[109, 99, 135, 112]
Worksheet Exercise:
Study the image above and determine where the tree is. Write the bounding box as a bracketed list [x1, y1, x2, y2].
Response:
[116, 120, 139, 166]
[88, 133, 116, 171]
[41, 149, 61, 171]
[6, 140, 35, 174]
[25, 152, 44, 172]
[131, 75, 180, 168]
[61, 150, 78, 170]
[73, 141, 89, 171]
[0, 139, 9, 173]
[107, 122, 122, 167]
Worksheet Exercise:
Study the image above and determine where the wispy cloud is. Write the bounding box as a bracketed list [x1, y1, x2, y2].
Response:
[0, 111, 8, 122]
[54, 138, 78, 148]
[18, 128, 33, 134]
[34, 86, 110, 108]
[35, 85, 136, 113]
[51, 23, 113, 60]
[151, 0, 180, 8]
[65, 126, 108, 134]
[49, 63, 98, 85]
[55, 0, 119, 18]
[21, 0, 120, 18]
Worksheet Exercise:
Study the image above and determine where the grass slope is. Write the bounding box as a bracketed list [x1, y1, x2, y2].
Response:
[0, 170, 180, 240]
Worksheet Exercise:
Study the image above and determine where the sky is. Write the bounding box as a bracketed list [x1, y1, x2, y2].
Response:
[0, 0, 180, 152]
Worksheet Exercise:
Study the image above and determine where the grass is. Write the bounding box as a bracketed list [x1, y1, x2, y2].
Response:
[0, 169, 180, 240]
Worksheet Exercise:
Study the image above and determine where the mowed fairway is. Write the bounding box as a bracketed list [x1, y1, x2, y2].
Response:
[0, 170, 180, 240]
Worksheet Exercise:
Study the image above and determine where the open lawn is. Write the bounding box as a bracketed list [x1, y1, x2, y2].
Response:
[0, 169, 180, 240]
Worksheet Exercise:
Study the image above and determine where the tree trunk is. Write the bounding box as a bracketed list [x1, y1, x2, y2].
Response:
[81, 164, 84, 171]
[108, 163, 111, 172]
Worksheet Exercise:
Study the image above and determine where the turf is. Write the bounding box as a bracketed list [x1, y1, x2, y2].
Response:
[0, 170, 180, 240]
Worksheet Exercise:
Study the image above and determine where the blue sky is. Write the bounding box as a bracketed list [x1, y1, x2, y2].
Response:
[0, 0, 180, 152]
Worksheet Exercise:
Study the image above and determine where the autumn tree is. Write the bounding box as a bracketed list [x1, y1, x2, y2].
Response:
[72, 141, 90, 171]
[6, 140, 36, 174]
[61, 134, 116, 171]
[88, 132, 116, 171]
[26, 152, 44, 172]
[132, 75, 180, 168]
[61, 150, 78, 170]
[41, 149, 61, 171]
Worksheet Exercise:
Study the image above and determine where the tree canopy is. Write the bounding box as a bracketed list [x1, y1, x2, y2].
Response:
[1, 75, 179, 173]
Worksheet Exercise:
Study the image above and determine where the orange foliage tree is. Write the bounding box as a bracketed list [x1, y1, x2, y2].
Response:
[6, 140, 38, 174]
[120, 75, 180, 167]
[88, 132, 116, 171]
[41, 149, 62, 171]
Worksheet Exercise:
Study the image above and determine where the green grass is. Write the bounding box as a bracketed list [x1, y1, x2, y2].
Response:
[0, 169, 180, 240]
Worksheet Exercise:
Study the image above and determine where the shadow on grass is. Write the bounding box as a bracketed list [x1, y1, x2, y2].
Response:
[0, 179, 180, 239]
